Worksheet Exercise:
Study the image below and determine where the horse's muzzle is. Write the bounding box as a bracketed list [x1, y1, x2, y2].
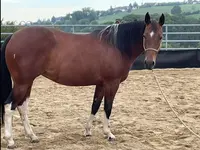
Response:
[144, 60, 155, 70]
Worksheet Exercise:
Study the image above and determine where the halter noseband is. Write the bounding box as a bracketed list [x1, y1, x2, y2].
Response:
[143, 38, 162, 53]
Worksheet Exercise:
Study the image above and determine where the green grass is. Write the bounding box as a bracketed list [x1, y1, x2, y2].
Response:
[132, 6, 172, 14]
[187, 14, 200, 19]
[98, 12, 130, 23]
[98, 4, 200, 23]
[180, 4, 200, 12]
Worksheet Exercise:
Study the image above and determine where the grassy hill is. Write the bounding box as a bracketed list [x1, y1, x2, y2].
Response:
[98, 4, 200, 23]
[186, 14, 200, 19]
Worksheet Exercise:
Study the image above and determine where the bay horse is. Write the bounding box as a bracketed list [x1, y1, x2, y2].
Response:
[0, 12, 165, 149]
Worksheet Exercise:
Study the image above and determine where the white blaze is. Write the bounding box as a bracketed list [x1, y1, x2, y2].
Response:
[150, 31, 154, 37]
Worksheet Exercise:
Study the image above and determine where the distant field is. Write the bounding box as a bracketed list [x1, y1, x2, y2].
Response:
[187, 14, 200, 19]
[98, 4, 200, 23]
[98, 12, 130, 23]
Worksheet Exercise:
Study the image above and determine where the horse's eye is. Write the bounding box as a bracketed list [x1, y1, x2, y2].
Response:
[160, 36, 162, 40]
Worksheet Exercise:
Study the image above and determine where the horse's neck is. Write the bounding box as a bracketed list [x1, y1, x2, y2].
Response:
[115, 22, 145, 62]
[119, 46, 144, 82]
[130, 42, 144, 63]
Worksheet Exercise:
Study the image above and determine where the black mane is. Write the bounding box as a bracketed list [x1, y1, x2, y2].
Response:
[116, 21, 145, 57]
[90, 21, 145, 58]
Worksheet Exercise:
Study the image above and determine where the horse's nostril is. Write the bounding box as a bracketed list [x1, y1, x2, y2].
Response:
[144, 60, 154, 66]
[144, 60, 155, 70]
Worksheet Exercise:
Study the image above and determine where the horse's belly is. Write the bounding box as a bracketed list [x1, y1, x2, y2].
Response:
[57, 78, 101, 86]
[43, 64, 102, 86]
[59, 69, 102, 86]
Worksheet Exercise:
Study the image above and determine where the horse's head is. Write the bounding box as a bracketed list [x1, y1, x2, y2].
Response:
[143, 12, 165, 70]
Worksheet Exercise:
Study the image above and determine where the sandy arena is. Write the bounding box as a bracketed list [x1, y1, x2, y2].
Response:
[1, 68, 200, 150]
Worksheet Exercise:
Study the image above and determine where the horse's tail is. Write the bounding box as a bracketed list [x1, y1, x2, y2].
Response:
[0, 34, 13, 126]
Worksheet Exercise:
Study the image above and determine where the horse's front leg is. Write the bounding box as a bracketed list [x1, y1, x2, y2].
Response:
[85, 85, 104, 136]
[103, 80, 119, 140]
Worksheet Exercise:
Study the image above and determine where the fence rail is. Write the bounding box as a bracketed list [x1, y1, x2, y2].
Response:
[1, 24, 200, 50]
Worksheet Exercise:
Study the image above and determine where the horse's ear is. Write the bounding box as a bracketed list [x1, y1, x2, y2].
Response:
[159, 13, 165, 26]
[145, 12, 151, 25]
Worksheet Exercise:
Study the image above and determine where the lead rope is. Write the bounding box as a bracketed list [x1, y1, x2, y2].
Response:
[152, 70, 200, 139]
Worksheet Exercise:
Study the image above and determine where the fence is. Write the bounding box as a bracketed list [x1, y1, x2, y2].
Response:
[132, 49, 200, 69]
[1, 24, 200, 50]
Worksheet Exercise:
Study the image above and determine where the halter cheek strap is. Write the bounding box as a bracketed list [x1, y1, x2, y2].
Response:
[143, 38, 162, 53]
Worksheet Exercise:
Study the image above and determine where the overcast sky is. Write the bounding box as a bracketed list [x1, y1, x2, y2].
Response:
[2, 0, 184, 23]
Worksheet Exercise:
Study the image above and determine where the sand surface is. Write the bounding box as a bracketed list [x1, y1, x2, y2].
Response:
[1, 68, 200, 150]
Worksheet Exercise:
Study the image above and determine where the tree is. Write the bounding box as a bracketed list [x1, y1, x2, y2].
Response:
[82, 7, 98, 21]
[78, 19, 90, 24]
[103, 21, 114, 25]
[171, 5, 182, 15]
[90, 20, 98, 25]
[64, 14, 72, 20]
[122, 14, 141, 22]
[109, 6, 113, 14]
[128, 3, 133, 12]
[71, 11, 85, 22]
[133, 2, 139, 9]
[51, 16, 56, 23]
[1, 21, 20, 41]
[188, 0, 193, 4]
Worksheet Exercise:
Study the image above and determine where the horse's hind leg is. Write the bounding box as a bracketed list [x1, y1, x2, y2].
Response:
[85, 85, 104, 136]
[17, 83, 39, 143]
[4, 82, 37, 148]
[4, 93, 15, 149]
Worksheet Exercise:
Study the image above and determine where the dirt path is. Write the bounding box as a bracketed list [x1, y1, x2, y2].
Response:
[1, 68, 200, 150]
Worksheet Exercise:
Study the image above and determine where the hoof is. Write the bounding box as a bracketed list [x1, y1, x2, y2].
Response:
[7, 144, 17, 149]
[30, 137, 39, 143]
[84, 132, 92, 137]
[108, 136, 115, 141]
[3, 136, 16, 149]
[85, 134, 92, 137]
[84, 129, 92, 137]
[107, 133, 116, 141]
